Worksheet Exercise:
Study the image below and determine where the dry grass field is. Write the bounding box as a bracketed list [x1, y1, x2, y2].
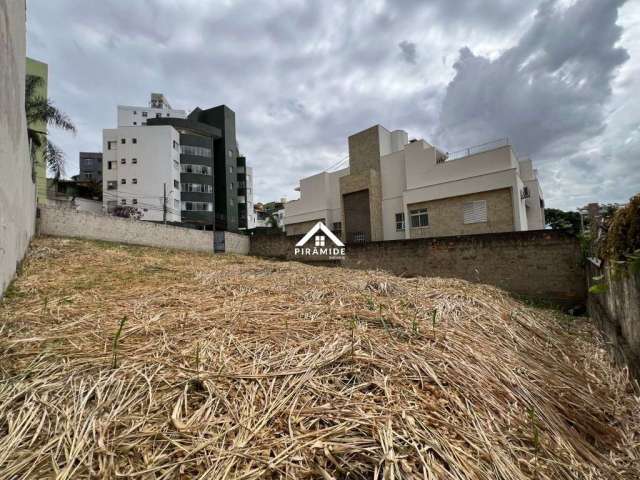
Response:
[0, 236, 639, 479]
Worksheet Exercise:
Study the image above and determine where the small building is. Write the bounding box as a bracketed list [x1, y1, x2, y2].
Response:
[78, 152, 103, 182]
[285, 125, 545, 242]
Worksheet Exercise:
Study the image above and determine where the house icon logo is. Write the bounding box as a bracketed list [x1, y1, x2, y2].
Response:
[294, 221, 345, 259]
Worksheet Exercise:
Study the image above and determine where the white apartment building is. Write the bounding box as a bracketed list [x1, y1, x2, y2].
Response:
[117, 93, 186, 127]
[285, 125, 545, 242]
[102, 126, 182, 222]
[244, 165, 257, 229]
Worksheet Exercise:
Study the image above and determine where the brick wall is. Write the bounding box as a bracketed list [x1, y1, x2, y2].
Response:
[408, 188, 514, 238]
[249, 230, 586, 306]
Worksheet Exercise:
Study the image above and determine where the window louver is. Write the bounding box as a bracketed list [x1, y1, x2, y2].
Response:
[463, 200, 487, 224]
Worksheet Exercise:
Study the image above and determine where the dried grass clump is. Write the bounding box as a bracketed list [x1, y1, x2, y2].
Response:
[1, 236, 639, 479]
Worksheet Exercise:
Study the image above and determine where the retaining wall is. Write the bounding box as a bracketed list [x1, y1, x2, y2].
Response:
[38, 206, 214, 253]
[250, 230, 586, 307]
[588, 263, 640, 380]
[0, 0, 36, 298]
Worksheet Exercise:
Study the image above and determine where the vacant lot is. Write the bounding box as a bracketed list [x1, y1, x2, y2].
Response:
[1, 236, 638, 479]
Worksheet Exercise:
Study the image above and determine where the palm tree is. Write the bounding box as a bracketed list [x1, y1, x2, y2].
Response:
[25, 74, 76, 180]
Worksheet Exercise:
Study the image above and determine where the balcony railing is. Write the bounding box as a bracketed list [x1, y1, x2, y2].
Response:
[439, 138, 510, 163]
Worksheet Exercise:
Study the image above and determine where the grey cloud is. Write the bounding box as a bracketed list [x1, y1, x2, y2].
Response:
[398, 40, 417, 64]
[436, 0, 632, 208]
[25, 0, 638, 211]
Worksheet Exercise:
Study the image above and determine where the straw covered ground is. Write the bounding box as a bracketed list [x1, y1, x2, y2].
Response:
[1, 236, 639, 479]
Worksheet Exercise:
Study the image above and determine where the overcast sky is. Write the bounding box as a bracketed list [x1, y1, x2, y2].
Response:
[26, 0, 639, 211]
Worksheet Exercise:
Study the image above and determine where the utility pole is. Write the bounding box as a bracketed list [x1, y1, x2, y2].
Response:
[163, 182, 167, 224]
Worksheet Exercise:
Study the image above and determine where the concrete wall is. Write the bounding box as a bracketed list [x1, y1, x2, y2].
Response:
[1, 0, 36, 297]
[407, 188, 514, 238]
[588, 263, 640, 379]
[249, 230, 586, 307]
[38, 206, 214, 253]
[224, 231, 249, 255]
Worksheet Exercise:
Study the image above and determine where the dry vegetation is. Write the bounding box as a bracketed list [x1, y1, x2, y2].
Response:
[1, 236, 639, 479]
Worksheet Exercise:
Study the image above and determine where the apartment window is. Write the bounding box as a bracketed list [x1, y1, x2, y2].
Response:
[121, 138, 126, 144]
[107, 141, 115, 150]
[107, 181, 117, 190]
[121, 199, 126, 205]
[156, 113, 161, 118]
[181, 183, 213, 193]
[463, 200, 487, 224]
[180, 145, 211, 157]
[133, 110, 137, 114]
[180, 164, 212, 175]
[132, 138, 137, 144]
[132, 158, 138, 164]
[410, 208, 429, 228]
[133, 122, 137, 125]
[142, 111, 148, 117]
[174, 179, 179, 189]
[121, 158, 126, 164]
[181, 201, 213, 211]
[166, 113, 170, 117]
[228, 149, 233, 158]
[132, 178, 138, 184]
[230, 199, 234, 206]
[84, 172, 93, 179]
[173, 140, 179, 150]
[121, 178, 126, 185]
[107, 161, 113, 170]
[132, 199, 138, 205]
[395, 213, 405, 231]
[229, 166, 233, 173]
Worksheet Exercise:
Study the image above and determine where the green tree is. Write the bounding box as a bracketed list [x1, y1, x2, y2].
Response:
[25, 74, 76, 180]
[544, 208, 582, 235]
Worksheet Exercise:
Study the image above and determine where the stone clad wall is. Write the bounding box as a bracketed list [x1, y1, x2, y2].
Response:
[249, 230, 586, 307]
[408, 188, 515, 238]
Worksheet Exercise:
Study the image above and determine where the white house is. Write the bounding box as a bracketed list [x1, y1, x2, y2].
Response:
[285, 125, 544, 242]
[102, 125, 182, 222]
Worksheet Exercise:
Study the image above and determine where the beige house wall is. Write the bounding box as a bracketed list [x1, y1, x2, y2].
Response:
[286, 219, 323, 236]
[408, 188, 514, 239]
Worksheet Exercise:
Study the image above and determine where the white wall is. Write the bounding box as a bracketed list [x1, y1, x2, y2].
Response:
[0, 0, 36, 297]
[38, 206, 214, 253]
[245, 166, 256, 229]
[103, 126, 181, 222]
[117, 105, 186, 127]
[284, 168, 348, 226]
